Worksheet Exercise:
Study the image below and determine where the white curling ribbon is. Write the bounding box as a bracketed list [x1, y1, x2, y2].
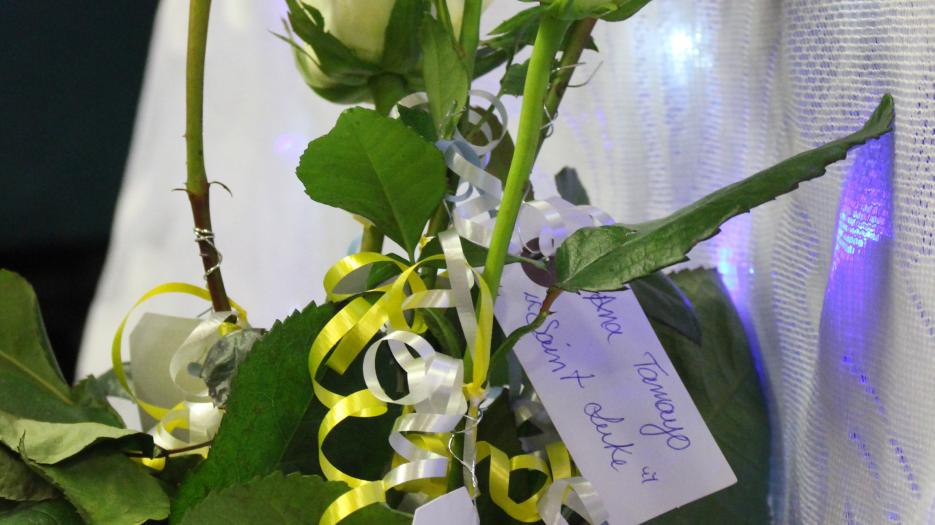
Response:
[538, 477, 609, 525]
[399, 229, 481, 368]
[397, 89, 614, 254]
[429, 90, 615, 254]
[451, 90, 509, 157]
[129, 311, 243, 449]
[167, 311, 231, 402]
[362, 330, 468, 489]
[517, 198, 615, 257]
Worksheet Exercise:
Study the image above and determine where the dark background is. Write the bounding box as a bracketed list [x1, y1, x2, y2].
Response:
[0, 2, 159, 382]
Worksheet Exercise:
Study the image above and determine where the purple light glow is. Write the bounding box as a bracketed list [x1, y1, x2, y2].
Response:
[817, 131, 918, 521]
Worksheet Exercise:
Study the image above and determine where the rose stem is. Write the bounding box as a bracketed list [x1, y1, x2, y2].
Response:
[480, 14, 571, 303]
[537, 17, 597, 157]
[186, 0, 231, 313]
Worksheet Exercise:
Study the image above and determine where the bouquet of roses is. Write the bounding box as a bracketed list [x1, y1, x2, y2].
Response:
[0, 1, 892, 523]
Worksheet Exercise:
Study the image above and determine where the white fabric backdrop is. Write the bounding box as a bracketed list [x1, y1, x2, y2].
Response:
[80, 1, 935, 522]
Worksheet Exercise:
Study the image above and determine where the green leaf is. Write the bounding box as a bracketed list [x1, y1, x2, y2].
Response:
[543, 0, 652, 20]
[0, 445, 57, 502]
[180, 472, 410, 525]
[381, 0, 428, 74]
[73, 369, 132, 401]
[476, 6, 593, 78]
[284, 0, 377, 83]
[297, 107, 447, 257]
[644, 269, 769, 524]
[484, 7, 542, 52]
[600, 0, 654, 22]
[500, 60, 529, 96]
[396, 104, 438, 143]
[472, 7, 541, 80]
[554, 166, 590, 205]
[154, 454, 204, 498]
[26, 449, 169, 525]
[0, 500, 83, 525]
[276, 24, 371, 104]
[0, 410, 151, 465]
[171, 303, 334, 524]
[630, 272, 702, 345]
[473, 46, 510, 79]
[420, 15, 469, 137]
[555, 94, 895, 291]
[0, 270, 122, 426]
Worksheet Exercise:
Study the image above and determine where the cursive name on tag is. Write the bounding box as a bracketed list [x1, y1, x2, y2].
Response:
[413, 487, 479, 525]
[495, 266, 736, 524]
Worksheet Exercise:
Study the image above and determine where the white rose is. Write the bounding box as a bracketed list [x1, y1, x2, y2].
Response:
[296, 0, 485, 89]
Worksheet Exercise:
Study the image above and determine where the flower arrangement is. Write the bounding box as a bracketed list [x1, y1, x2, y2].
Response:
[0, 1, 893, 524]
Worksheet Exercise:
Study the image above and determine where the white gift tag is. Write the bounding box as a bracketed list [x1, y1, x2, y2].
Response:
[413, 488, 479, 525]
[495, 266, 736, 524]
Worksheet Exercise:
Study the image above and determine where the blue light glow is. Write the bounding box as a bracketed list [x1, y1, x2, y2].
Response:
[819, 131, 919, 520]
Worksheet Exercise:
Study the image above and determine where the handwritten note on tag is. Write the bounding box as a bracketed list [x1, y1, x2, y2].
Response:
[413, 488, 479, 525]
[495, 266, 736, 524]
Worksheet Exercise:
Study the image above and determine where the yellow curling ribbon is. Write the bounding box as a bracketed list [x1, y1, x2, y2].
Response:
[111, 282, 247, 444]
[311, 231, 500, 524]
[310, 230, 583, 525]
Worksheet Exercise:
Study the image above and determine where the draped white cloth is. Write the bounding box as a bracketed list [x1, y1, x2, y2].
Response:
[80, 1, 935, 522]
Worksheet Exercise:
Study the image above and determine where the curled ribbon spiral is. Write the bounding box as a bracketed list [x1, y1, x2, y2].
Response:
[310, 231, 606, 524]
[111, 283, 248, 451]
[397, 90, 615, 255]
[312, 230, 492, 524]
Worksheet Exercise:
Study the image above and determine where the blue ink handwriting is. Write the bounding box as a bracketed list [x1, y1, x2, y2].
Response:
[641, 466, 659, 483]
[583, 292, 624, 342]
[561, 369, 596, 389]
[633, 352, 691, 451]
[583, 402, 634, 471]
[523, 292, 594, 385]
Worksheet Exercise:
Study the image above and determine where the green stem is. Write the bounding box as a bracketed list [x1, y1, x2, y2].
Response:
[537, 17, 597, 156]
[185, 0, 231, 313]
[458, 0, 483, 78]
[368, 73, 407, 116]
[360, 224, 385, 253]
[446, 424, 465, 492]
[481, 14, 571, 302]
[488, 287, 561, 369]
